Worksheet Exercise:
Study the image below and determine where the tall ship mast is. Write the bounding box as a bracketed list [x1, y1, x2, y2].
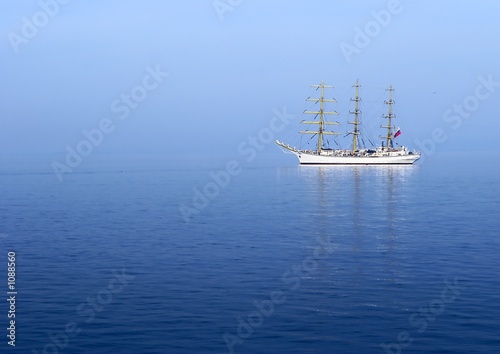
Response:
[299, 81, 340, 155]
[381, 85, 395, 150]
[348, 80, 361, 153]
[275, 80, 420, 165]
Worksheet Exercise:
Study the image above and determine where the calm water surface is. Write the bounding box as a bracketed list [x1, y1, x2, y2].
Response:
[0, 152, 499, 353]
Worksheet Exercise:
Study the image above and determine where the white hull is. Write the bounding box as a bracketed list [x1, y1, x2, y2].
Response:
[294, 151, 419, 165]
[276, 141, 420, 165]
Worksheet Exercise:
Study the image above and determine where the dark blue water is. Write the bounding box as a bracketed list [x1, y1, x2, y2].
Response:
[1, 152, 499, 353]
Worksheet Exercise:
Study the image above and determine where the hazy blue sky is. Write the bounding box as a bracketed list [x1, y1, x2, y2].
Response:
[2, 0, 500, 159]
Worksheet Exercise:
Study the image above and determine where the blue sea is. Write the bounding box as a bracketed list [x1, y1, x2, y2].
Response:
[1, 151, 499, 353]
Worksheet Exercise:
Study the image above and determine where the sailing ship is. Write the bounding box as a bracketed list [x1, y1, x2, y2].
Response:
[275, 81, 420, 165]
